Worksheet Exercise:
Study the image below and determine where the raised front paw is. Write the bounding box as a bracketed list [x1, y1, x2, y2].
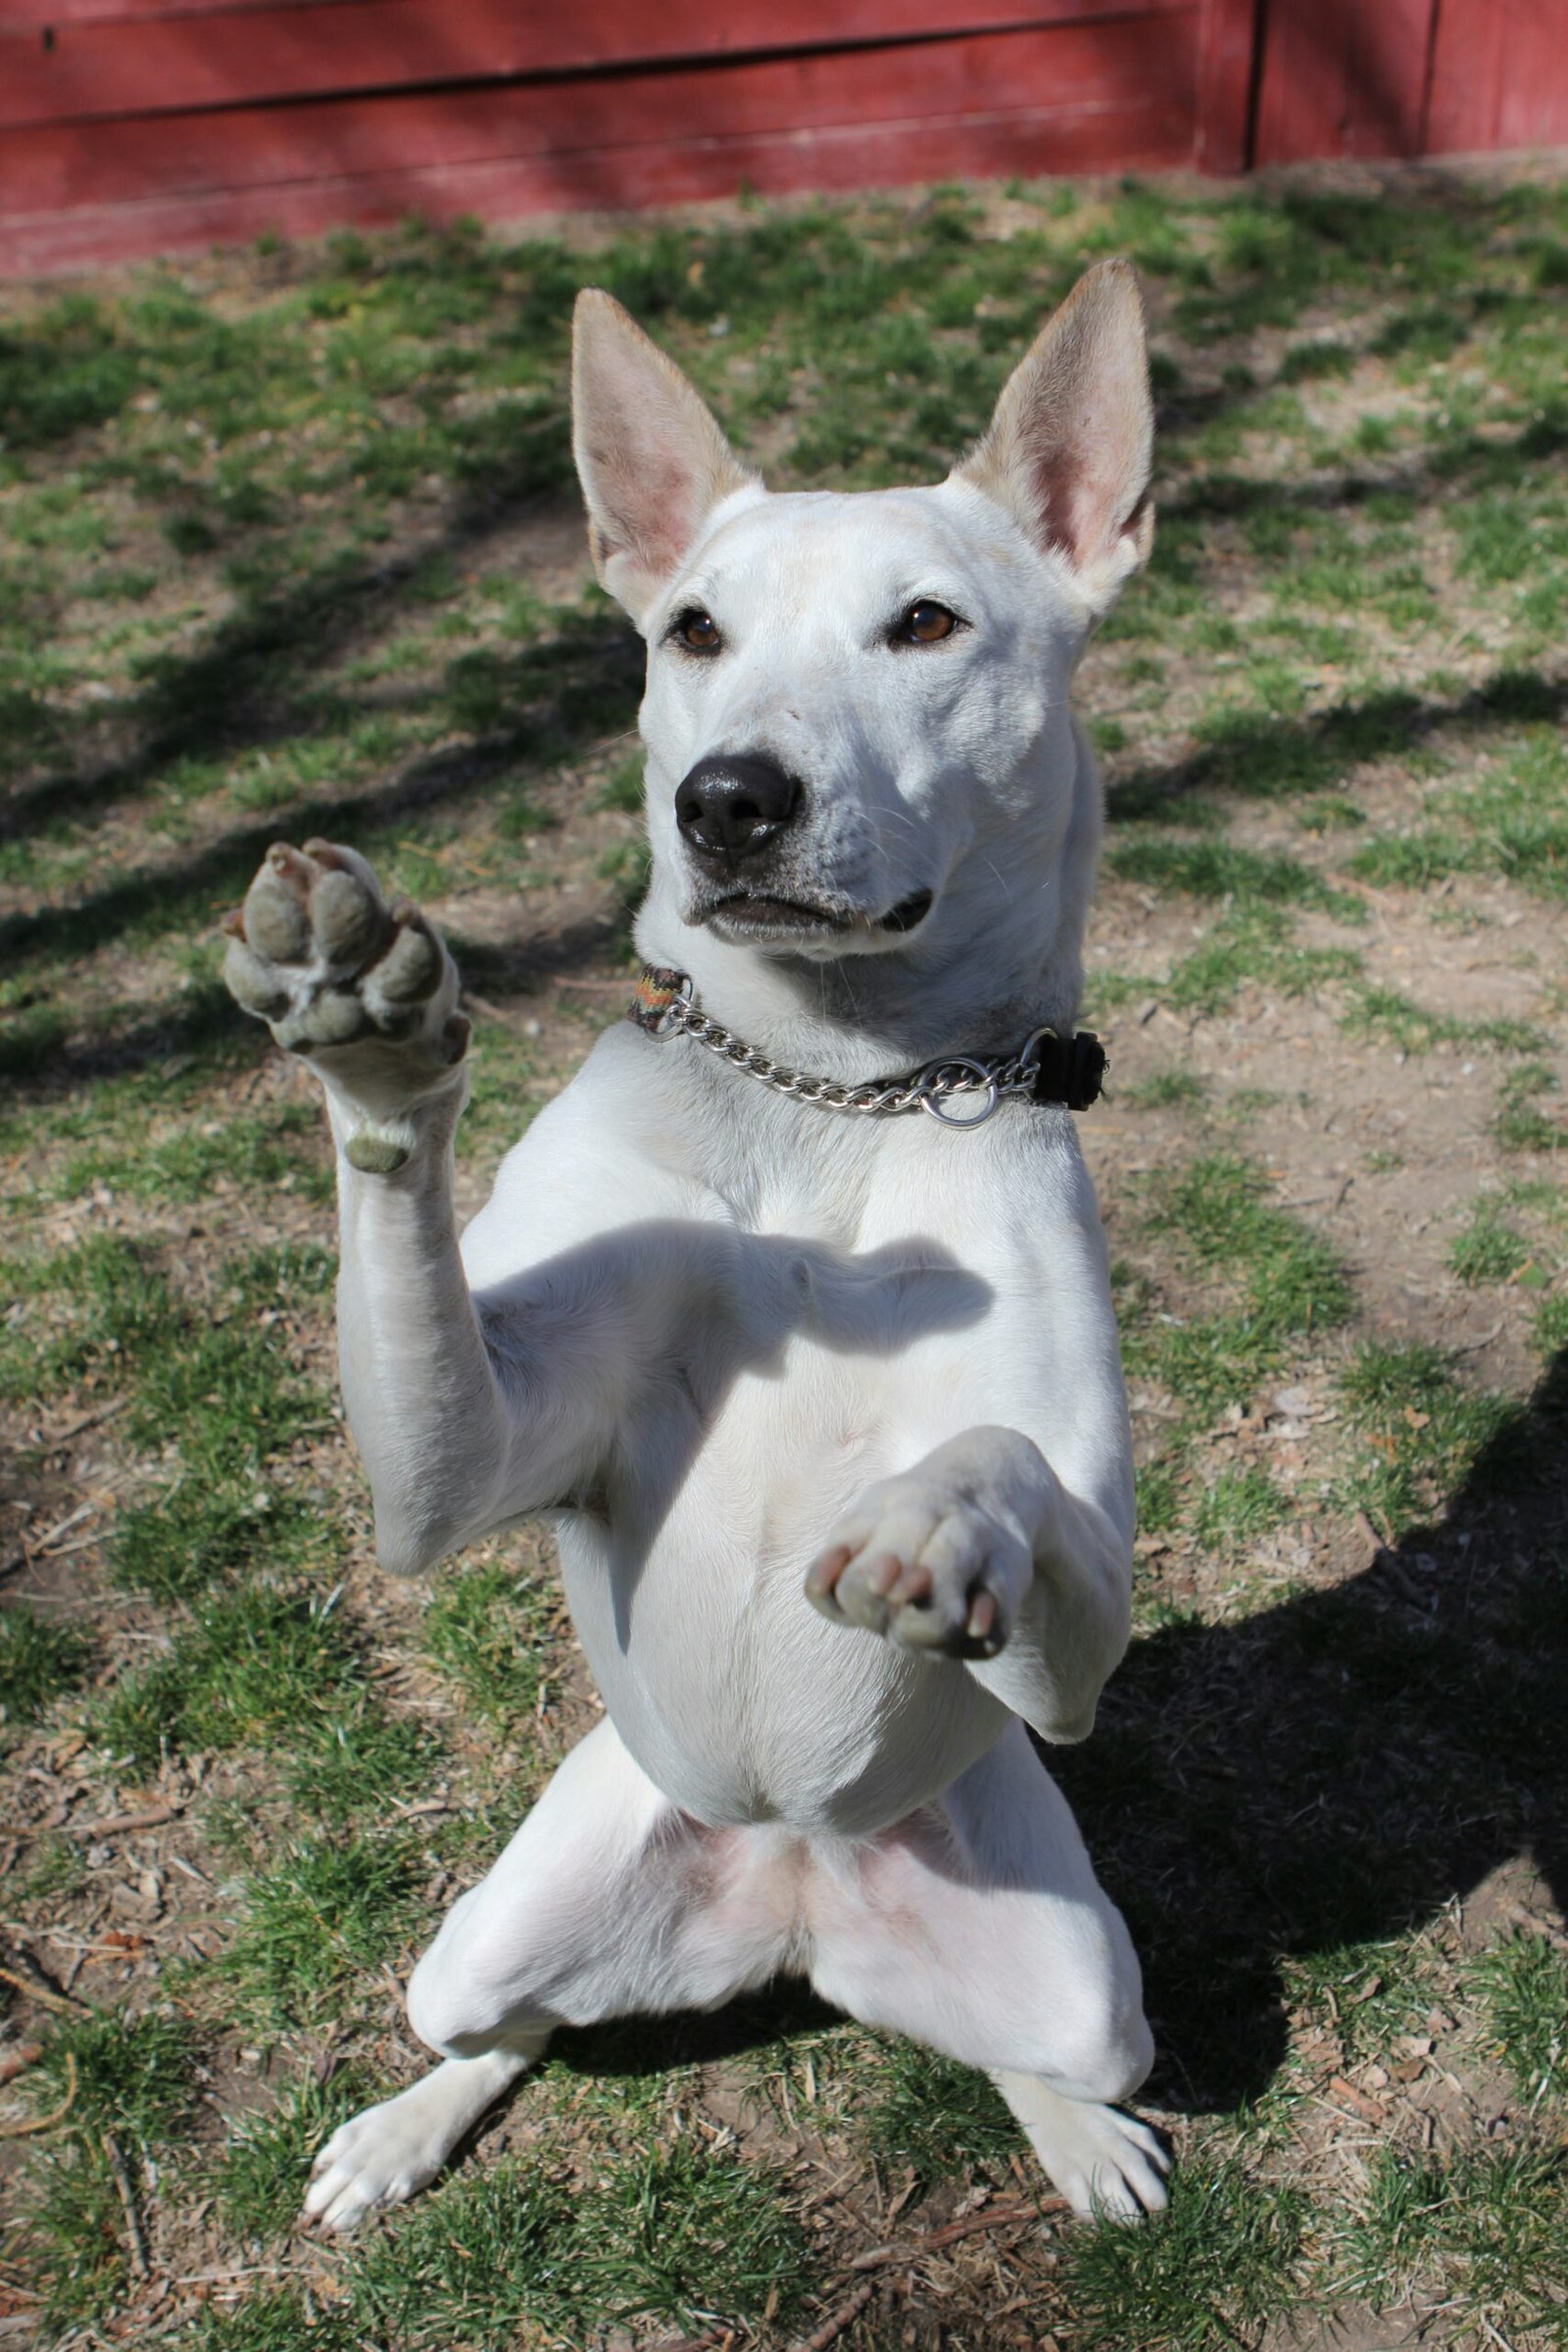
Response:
[804, 1476, 1030, 1659]
[224, 840, 466, 1150]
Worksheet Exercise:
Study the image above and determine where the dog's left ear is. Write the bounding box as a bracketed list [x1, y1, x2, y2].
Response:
[572, 288, 760, 628]
[955, 258, 1153, 614]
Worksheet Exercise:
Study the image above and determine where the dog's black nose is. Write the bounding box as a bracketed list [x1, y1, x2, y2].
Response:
[675, 754, 802, 864]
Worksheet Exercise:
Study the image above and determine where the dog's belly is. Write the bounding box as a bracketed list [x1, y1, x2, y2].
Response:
[551, 1356, 1011, 1836]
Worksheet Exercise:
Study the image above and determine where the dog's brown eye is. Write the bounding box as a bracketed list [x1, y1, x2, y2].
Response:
[898, 601, 958, 645]
[675, 609, 721, 654]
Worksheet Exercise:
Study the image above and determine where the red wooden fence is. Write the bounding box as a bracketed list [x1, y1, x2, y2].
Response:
[2, 0, 1565, 277]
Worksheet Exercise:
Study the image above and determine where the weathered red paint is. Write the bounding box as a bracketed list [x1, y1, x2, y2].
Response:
[1, 0, 1563, 279]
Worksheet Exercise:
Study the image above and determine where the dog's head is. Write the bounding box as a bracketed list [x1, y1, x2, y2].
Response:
[571, 265, 1153, 991]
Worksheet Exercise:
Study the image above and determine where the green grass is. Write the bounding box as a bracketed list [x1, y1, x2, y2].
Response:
[217, 1827, 426, 2027]
[859, 2042, 1016, 2179]
[421, 1560, 551, 1723]
[1449, 1200, 1531, 1286]
[1332, 2142, 1568, 2344]
[1337, 1341, 1529, 1540]
[60, 1102, 330, 1207]
[338, 2156, 576, 2347]
[334, 2137, 808, 2343]
[1063, 2160, 1305, 2351]
[1122, 1070, 1208, 1111]
[111, 1481, 323, 1605]
[1465, 1936, 1568, 2103]
[18, 2010, 198, 2332]
[1536, 1289, 1568, 1357]
[283, 1699, 445, 1823]
[1107, 836, 1361, 918]
[1341, 983, 1545, 1057]
[214, 2066, 373, 2240]
[177, 2285, 354, 2352]
[1340, 722, 1568, 906]
[567, 2137, 809, 2330]
[1135, 1455, 1187, 1536]
[34, 2006, 196, 2142]
[92, 1583, 362, 1772]
[1161, 910, 1363, 1018]
[0, 1601, 93, 1729]
[1495, 1059, 1565, 1153]
[0, 1234, 327, 1473]
[1126, 1154, 1352, 1420]
[1282, 1935, 1439, 2068]
[23, 2139, 137, 2332]
[1191, 1467, 1291, 1556]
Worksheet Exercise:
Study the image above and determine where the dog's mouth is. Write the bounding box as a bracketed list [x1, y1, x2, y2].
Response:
[878, 889, 934, 934]
[704, 888, 934, 943]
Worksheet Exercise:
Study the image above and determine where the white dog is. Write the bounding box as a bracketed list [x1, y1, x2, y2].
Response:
[223, 261, 1168, 2233]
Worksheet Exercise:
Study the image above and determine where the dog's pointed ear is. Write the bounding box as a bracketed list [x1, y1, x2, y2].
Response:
[954, 258, 1153, 612]
[572, 288, 760, 626]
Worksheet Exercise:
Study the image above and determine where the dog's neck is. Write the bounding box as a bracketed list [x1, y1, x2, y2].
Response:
[634, 727, 1102, 1086]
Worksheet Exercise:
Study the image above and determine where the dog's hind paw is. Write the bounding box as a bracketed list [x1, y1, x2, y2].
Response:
[805, 1475, 1031, 1659]
[224, 840, 466, 1129]
[996, 2075, 1170, 2224]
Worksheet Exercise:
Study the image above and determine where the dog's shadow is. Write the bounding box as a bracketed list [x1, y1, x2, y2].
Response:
[1061, 1336, 1568, 2109]
[549, 1343, 1567, 2117]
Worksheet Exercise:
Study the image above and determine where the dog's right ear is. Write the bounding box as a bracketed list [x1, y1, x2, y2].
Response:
[572, 289, 760, 628]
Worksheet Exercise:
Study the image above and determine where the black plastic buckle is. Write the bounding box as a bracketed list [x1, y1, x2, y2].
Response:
[1028, 1029, 1106, 1112]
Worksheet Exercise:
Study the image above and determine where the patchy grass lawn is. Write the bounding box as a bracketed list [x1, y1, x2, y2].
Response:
[2, 163, 1565, 2352]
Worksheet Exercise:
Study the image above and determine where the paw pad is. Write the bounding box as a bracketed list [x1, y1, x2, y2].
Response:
[221, 838, 464, 1104]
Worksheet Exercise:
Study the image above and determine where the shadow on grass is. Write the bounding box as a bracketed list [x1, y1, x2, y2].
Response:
[0, 900, 641, 1096]
[0, 603, 641, 984]
[550, 1982, 845, 2085]
[0, 466, 582, 855]
[1059, 1339, 1568, 2110]
[1157, 409, 1568, 526]
[1109, 665, 1568, 820]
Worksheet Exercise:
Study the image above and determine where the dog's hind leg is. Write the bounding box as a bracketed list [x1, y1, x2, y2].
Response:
[305, 1719, 793, 2230]
[807, 1719, 1168, 2223]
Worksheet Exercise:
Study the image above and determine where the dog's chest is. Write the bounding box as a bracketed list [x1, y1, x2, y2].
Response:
[550, 1150, 1030, 1831]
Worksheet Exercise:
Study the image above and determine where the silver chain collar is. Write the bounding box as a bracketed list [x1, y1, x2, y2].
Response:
[635, 969, 1064, 1129]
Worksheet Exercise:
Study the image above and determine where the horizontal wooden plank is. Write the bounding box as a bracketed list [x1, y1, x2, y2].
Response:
[2, 96, 1198, 279]
[1, 0, 1187, 58]
[1, 0, 363, 25]
[0, 15, 1200, 213]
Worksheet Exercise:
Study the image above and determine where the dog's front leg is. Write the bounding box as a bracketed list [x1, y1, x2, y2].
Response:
[224, 840, 596, 1573]
[805, 1427, 1131, 1743]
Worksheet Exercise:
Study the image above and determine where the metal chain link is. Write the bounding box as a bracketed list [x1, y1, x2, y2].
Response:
[646, 975, 1053, 1129]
